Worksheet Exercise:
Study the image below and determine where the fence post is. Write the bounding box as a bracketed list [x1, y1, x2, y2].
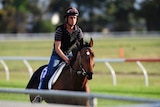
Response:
[105, 62, 117, 86]
[23, 59, 33, 78]
[0, 60, 9, 81]
[136, 61, 149, 87]
[89, 96, 97, 107]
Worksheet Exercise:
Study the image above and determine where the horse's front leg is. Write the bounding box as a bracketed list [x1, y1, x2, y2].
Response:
[85, 82, 90, 93]
[84, 82, 90, 106]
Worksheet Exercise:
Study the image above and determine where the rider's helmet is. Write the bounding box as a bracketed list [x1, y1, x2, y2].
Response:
[64, 7, 79, 18]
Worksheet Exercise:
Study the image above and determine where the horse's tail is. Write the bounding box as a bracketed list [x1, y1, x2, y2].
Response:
[26, 65, 47, 89]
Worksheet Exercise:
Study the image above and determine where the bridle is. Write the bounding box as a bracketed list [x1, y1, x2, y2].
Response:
[70, 47, 94, 80]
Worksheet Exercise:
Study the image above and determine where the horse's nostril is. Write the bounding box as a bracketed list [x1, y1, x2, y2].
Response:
[87, 75, 92, 80]
[86, 72, 93, 80]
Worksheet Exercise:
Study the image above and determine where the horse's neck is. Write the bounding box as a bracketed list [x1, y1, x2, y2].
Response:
[71, 55, 88, 90]
[71, 71, 87, 90]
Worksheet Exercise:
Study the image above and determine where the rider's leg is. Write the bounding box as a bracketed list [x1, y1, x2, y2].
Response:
[33, 51, 61, 102]
[38, 51, 61, 89]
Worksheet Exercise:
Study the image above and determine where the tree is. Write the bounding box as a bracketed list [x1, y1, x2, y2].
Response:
[73, 0, 136, 32]
[137, 0, 160, 31]
[0, 0, 160, 33]
[47, 0, 71, 23]
[107, 0, 135, 31]
[0, 0, 34, 33]
[0, 0, 17, 33]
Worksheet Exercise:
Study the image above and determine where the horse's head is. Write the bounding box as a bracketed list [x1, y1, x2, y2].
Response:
[72, 38, 94, 80]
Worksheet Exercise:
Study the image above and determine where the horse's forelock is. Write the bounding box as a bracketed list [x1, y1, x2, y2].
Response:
[78, 42, 91, 51]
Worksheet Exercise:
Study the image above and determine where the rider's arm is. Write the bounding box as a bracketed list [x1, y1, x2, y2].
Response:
[54, 40, 70, 64]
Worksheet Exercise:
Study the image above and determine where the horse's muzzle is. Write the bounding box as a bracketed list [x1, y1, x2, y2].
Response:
[86, 72, 93, 80]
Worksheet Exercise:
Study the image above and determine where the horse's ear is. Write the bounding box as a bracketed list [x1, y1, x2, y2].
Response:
[89, 38, 93, 47]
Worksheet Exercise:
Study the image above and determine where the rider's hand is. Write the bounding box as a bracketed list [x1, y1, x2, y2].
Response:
[64, 57, 70, 64]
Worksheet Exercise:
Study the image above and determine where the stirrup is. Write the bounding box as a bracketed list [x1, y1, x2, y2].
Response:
[32, 95, 43, 103]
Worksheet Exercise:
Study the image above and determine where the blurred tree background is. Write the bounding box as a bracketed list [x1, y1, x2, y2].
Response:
[0, 0, 159, 33]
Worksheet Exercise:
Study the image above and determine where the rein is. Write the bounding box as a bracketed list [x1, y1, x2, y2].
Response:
[70, 54, 87, 76]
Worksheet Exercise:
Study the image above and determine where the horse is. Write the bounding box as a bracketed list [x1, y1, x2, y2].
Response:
[26, 38, 94, 106]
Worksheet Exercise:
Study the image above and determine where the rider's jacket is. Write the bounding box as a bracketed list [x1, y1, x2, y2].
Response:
[54, 24, 83, 54]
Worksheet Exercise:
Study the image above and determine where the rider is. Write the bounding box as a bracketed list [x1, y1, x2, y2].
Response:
[38, 7, 84, 90]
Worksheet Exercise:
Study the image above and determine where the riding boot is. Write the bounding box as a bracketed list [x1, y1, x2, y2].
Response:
[32, 95, 43, 103]
[33, 78, 49, 103]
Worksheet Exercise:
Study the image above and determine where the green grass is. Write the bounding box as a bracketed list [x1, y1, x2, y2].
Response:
[93, 38, 160, 58]
[0, 37, 160, 106]
[93, 73, 160, 106]
[0, 37, 160, 58]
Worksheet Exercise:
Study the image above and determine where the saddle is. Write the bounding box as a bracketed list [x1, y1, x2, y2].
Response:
[40, 62, 66, 90]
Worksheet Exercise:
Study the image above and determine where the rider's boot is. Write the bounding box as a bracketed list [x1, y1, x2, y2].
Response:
[32, 78, 50, 103]
[32, 95, 43, 103]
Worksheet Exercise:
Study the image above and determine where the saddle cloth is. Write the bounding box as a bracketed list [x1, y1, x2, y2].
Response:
[40, 62, 66, 90]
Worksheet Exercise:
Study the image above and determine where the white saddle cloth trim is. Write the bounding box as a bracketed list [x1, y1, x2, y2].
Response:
[48, 62, 66, 89]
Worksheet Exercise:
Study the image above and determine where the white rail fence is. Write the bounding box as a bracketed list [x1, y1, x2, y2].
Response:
[0, 56, 160, 87]
[0, 88, 160, 107]
[0, 32, 160, 41]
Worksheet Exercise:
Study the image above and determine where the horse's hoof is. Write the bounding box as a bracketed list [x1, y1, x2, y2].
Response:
[31, 95, 43, 103]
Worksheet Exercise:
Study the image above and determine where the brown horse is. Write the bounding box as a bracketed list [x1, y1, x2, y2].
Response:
[26, 38, 94, 106]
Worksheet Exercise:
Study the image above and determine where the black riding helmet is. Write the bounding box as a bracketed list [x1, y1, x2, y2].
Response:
[64, 7, 79, 18]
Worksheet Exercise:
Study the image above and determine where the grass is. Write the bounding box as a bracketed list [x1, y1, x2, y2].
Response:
[0, 37, 160, 106]
[1, 37, 160, 58]
[93, 37, 160, 58]
[91, 73, 160, 106]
